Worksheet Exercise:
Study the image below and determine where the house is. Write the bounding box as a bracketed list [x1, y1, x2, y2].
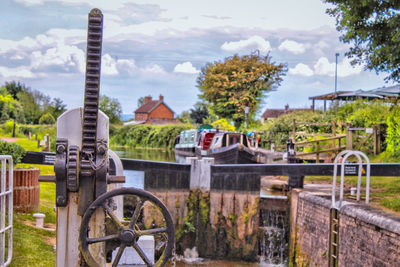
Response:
[261, 104, 312, 123]
[129, 95, 176, 125]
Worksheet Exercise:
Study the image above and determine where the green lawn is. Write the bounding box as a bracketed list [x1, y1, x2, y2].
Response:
[10, 216, 56, 267]
[305, 175, 400, 212]
[9, 182, 56, 267]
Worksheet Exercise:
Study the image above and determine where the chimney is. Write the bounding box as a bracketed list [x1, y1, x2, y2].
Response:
[159, 95, 164, 101]
[285, 104, 289, 112]
[144, 96, 152, 103]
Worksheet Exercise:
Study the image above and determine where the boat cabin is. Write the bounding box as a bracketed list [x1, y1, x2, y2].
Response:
[175, 129, 198, 148]
[210, 132, 249, 149]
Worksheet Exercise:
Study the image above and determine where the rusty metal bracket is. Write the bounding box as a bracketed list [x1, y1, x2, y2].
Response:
[55, 139, 68, 206]
[95, 139, 108, 199]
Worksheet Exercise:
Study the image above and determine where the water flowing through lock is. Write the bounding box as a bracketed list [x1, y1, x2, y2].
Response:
[259, 208, 289, 266]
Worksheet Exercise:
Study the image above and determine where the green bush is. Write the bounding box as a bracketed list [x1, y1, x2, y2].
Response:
[258, 110, 331, 147]
[111, 124, 191, 148]
[0, 140, 26, 165]
[386, 106, 400, 157]
[332, 100, 391, 127]
[3, 119, 19, 136]
[39, 113, 55, 125]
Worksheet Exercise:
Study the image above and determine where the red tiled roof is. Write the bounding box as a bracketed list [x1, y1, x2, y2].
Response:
[262, 109, 286, 118]
[135, 100, 161, 113]
[262, 108, 312, 118]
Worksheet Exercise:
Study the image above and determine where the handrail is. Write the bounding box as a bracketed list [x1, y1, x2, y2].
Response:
[332, 150, 371, 209]
[0, 155, 13, 266]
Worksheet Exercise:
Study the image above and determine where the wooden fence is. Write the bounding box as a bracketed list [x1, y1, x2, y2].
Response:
[271, 121, 383, 163]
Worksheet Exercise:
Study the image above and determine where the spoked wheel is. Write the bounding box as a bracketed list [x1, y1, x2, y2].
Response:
[79, 187, 175, 267]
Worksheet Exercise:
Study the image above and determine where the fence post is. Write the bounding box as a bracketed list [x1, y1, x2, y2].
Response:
[331, 120, 337, 153]
[292, 119, 296, 140]
[287, 139, 304, 188]
[346, 125, 353, 150]
[373, 124, 381, 155]
[316, 141, 320, 163]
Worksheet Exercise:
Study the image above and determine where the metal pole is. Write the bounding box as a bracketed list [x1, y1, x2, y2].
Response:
[335, 53, 339, 95]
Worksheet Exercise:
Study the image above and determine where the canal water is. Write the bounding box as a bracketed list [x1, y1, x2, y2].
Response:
[112, 147, 288, 267]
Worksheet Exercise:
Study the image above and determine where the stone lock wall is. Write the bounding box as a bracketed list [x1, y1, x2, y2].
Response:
[290, 190, 400, 266]
[141, 157, 261, 261]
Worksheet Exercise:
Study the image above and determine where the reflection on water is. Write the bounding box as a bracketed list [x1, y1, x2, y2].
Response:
[112, 147, 175, 162]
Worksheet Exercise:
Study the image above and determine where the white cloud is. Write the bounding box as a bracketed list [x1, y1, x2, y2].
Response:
[173, 62, 199, 74]
[101, 54, 119, 75]
[116, 59, 137, 73]
[289, 63, 313, 77]
[221, 35, 271, 53]
[278, 39, 306, 54]
[0, 66, 36, 78]
[30, 44, 86, 73]
[314, 57, 363, 77]
[314, 57, 334, 76]
[142, 64, 166, 74]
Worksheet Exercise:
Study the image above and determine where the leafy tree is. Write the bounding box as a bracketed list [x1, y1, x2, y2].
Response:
[3, 81, 25, 100]
[39, 113, 56, 124]
[0, 93, 25, 123]
[211, 118, 235, 131]
[137, 97, 145, 108]
[197, 54, 286, 127]
[99, 95, 122, 124]
[177, 111, 191, 124]
[50, 98, 67, 119]
[190, 102, 209, 124]
[326, 1, 400, 81]
[17, 90, 41, 124]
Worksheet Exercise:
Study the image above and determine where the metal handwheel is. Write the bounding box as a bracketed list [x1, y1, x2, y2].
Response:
[79, 187, 175, 267]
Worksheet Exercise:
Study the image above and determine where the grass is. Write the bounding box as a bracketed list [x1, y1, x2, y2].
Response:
[10, 216, 56, 267]
[305, 175, 400, 214]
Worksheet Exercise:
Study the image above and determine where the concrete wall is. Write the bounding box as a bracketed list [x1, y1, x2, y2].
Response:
[290, 190, 400, 266]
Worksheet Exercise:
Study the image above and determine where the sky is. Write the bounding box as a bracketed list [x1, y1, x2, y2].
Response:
[0, 0, 395, 117]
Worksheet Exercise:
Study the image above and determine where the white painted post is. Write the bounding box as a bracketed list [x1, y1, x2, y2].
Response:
[56, 108, 109, 267]
[187, 157, 214, 190]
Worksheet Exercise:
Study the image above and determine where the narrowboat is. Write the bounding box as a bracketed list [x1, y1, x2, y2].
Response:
[174, 129, 199, 157]
[196, 131, 257, 164]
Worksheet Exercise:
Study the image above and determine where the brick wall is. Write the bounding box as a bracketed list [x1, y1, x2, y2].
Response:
[149, 103, 173, 119]
[291, 191, 400, 266]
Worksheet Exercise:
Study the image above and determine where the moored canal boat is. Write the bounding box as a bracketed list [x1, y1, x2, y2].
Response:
[174, 129, 199, 157]
[197, 131, 257, 164]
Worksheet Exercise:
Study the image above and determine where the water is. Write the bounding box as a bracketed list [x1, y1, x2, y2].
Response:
[112, 147, 175, 162]
[259, 209, 289, 266]
[111, 147, 175, 189]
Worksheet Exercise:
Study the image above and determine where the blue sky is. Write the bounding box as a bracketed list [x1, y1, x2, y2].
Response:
[0, 0, 394, 116]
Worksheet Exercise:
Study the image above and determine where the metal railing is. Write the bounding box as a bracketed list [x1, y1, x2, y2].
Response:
[332, 150, 371, 209]
[0, 155, 13, 267]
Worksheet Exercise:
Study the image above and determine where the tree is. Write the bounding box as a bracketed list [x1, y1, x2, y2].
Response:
[190, 102, 209, 124]
[3, 81, 25, 100]
[197, 54, 286, 127]
[17, 90, 41, 124]
[99, 95, 122, 124]
[177, 111, 191, 124]
[137, 97, 145, 108]
[50, 98, 67, 119]
[326, 1, 400, 81]
[39, 113, 56, 124]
